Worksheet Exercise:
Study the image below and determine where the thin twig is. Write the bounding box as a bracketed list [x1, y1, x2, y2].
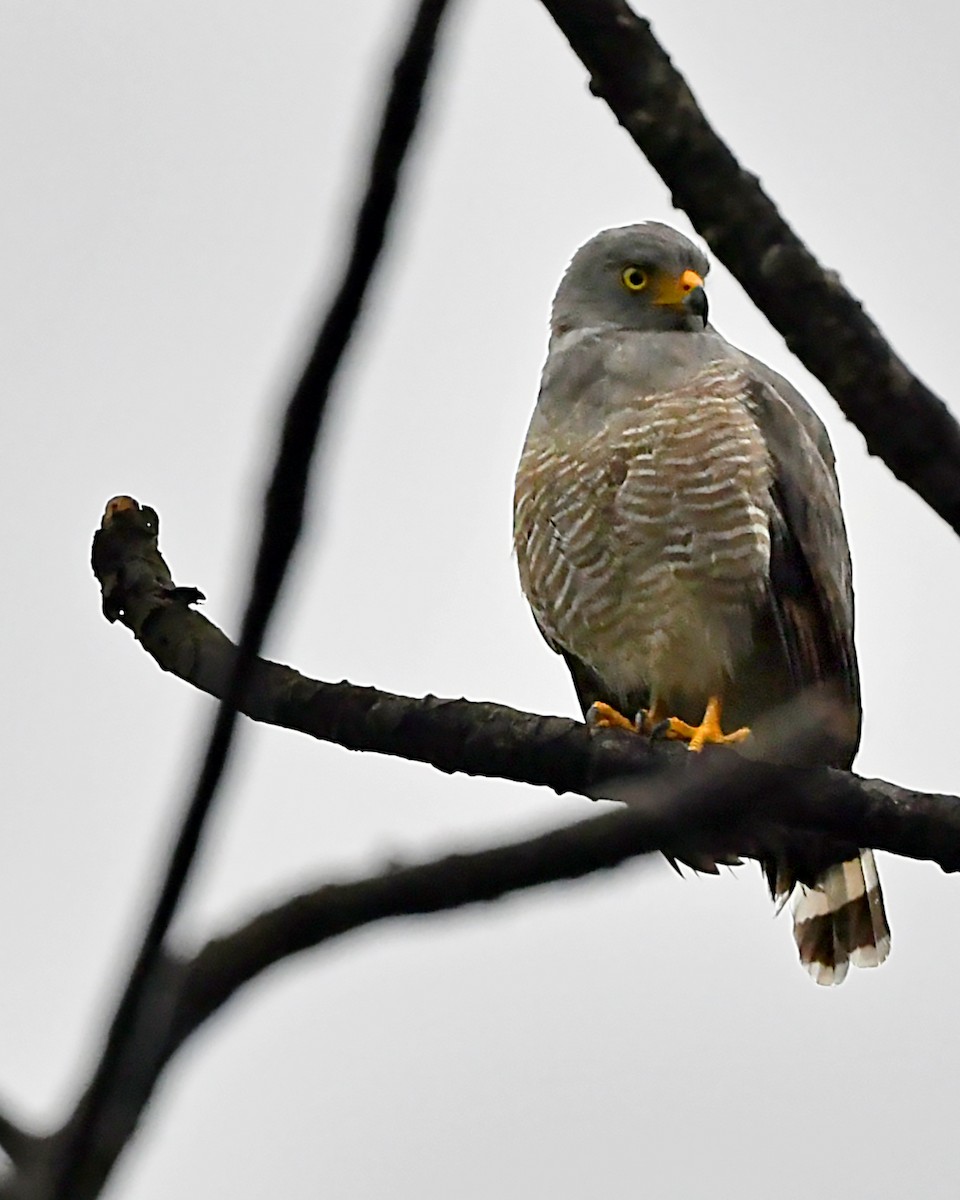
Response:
[51, 4, 455, 1198]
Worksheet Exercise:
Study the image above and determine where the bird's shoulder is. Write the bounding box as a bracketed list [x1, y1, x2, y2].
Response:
[533, 325, 839, 486]
[727, 346, 836, 471]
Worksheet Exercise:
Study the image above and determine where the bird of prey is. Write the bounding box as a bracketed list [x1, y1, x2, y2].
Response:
[513, 223, 889, 985]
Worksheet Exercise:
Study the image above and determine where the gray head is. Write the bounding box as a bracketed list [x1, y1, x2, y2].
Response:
[551, 223, 711, 335]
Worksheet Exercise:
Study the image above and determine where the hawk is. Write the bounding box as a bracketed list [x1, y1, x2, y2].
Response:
[513, 223, 890, 984]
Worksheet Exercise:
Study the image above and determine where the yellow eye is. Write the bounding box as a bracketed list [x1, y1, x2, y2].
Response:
[621, 266, 648, 292]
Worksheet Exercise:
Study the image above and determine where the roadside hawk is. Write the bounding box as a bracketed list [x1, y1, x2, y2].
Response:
[513, 223, 890, 985]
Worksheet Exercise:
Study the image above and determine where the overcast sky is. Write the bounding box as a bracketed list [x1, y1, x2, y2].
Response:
[2, 3, 959, 1197]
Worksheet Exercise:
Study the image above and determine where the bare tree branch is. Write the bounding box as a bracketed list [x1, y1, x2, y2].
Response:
[8, 697, 959, 1200]
[0, 737, 930, 1200]
[46, 4, 457, 1199]
[23, 807, 684, 1200]
[12, 7, 960, 1198]
[538, 0, 960, 535]
[89, 497, 960, 875]
[0, 1107, 39, 1171]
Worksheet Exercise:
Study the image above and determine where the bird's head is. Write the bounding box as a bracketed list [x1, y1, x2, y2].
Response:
[551, 223, 710, 336]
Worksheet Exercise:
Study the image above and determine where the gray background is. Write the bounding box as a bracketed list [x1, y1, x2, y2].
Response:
[2, 2, 958, 1197]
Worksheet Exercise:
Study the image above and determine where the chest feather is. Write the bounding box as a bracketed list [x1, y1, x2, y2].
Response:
[514, 372, 772, 695]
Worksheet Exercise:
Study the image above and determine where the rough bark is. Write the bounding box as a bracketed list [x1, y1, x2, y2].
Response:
[88, 497, 960, 876]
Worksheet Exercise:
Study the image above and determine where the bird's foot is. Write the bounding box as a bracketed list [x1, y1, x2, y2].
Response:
[588, 699, 675, 738]
[658, 695, 750, 753]
[588, 697, 749, 752]
[587, 701, 638, 733]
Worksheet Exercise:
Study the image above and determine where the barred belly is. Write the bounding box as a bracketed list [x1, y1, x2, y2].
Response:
[514, 369, 772, 707]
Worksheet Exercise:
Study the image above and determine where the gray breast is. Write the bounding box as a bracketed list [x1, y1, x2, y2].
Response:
[514, 362, 772, 708]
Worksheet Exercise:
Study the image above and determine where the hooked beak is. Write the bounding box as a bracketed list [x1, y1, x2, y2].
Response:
[653, 268, 708, 325]
[684, 284, 709, 327]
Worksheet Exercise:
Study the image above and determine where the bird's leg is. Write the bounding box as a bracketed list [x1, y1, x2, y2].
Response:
[660, 695, 750, 752]
[589, 698, 677, 737]
[639, 697, 671, 736]
[589, 696, 749, 751]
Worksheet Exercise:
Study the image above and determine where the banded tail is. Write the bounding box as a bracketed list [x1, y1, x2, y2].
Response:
[790, 850, 890, 986]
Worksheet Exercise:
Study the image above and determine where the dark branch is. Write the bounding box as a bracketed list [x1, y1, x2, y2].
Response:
[0, 1107, 39, 1170]
[51, 5, 457, 1199]
[37, 806, 682, 1194]
[0, 761, 790, 1200]
[538, 0, 960, 535]
[34, 10, 960, 1197]
[11, 717, 959, 1198]
[5, 8, 950, 1200]
[90, 498, 960, 875]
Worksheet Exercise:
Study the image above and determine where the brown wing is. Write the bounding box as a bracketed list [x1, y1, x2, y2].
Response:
[742, 364, 860, 767]
[736, 363, 867, 908]
[741, 367, 891, 977]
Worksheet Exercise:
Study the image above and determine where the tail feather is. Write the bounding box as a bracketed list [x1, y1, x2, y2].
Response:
[852, 848, 891, 967]
[790, 850, 890, 986]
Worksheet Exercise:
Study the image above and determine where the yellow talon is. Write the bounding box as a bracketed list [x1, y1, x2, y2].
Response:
[589, 695, 749, 752]
[667, 695, 750, 752]
[587, 701, 638, 733]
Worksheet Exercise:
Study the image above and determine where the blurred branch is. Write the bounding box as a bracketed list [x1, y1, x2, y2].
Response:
[538, 0, 960, 535]
[0, 1107, 38, 1170]
[35, 6, 960, 1197]
[46, 4, 457, 1200]
[0, 737, 925, 1198]
[9, 692, 960, 1196]
[91, 497, 960, 875]
[24, 803, 696, 1198]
